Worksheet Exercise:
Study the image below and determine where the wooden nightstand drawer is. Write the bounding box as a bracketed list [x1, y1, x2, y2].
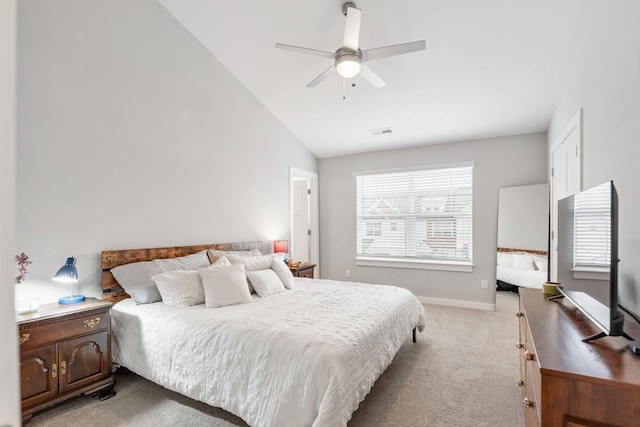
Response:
[19, 310, 107, 351]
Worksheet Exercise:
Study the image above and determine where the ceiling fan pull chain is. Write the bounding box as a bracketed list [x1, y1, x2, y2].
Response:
[343, 78, 347, 100]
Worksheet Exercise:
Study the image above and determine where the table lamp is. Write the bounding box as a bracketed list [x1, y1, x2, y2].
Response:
[53, 256, 85, 304]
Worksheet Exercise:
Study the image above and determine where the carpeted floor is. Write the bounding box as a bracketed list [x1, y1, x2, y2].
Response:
[28, 299, 523, 427]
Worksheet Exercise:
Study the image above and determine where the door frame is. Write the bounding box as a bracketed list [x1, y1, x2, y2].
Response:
[549, 108, 582, 280]
[289, 167, 319, 276]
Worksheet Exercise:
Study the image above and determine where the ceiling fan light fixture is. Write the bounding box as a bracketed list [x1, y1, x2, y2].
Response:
[335, 51, 362, 78]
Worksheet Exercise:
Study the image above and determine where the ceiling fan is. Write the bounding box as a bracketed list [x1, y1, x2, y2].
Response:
[275, 2, 425, 88]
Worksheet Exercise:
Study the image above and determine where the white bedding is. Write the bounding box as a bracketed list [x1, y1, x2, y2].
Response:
[497, 265, 546, 289]
[111, 278, 426, 427]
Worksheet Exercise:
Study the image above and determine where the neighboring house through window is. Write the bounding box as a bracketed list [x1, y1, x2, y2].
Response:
[355, 162, 474, 271]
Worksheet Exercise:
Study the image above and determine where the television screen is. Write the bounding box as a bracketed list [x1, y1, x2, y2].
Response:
[556, 181, 624, 339]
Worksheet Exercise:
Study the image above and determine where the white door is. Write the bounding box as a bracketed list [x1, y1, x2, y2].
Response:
[293, 179, 310, 262]
[550, 110, 582, 280]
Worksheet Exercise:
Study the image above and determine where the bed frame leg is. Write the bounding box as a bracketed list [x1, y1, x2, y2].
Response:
[412, 327, 417, 343]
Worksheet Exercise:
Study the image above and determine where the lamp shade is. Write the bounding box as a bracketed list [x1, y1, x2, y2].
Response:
[53, 257, 85, 304]
[53, 257, 78, 283]
[274, 240, 289, 254]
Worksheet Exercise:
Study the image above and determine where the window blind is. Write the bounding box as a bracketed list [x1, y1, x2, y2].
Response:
[574, 182, 611, 268]
[356, 164, 473, 263]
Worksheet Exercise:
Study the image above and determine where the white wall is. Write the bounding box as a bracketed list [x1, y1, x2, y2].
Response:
[548, 0, 640, 318]
[319, 133, 547, 309]
[0, 0, 21, 424]
[17, 0, 317, 303]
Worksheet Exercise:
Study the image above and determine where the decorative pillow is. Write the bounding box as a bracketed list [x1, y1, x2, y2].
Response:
[271, 258, 295, 289]
[496, 252, 513, 268]
[512, 253, 535, 270]
[226, 253, 282, 272]
[152, 270, 204, 307]
[246, 269, 285, 298]
[206, 248, 262, 264]
[199, 263, 253, 308]
[534, 259, 549, 272]
[111, 250, 210, 304]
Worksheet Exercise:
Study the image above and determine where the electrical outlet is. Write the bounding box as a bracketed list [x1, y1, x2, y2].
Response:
[345, 269, 351, 278]
[481, 279, 488, 289]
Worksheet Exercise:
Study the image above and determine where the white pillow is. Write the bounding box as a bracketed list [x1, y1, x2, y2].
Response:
[271, 258, 295, 289]
[199, 263, 253, 308]
[496, 252, 513, 268]
[207, 248, 262, 264]
[534, 259, 549, 272]
[246, 269, 285, 298]
[226, 253, 282, 272]
[152, 270, 204, 307]
[512, 253, 535, 270]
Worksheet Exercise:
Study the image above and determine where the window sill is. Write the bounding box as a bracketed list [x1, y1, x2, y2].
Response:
[355, 257, 473, 272]
[572, 268, 609, 280]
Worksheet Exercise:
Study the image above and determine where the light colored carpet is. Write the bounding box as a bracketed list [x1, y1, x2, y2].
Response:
[28, 302, 524, 427]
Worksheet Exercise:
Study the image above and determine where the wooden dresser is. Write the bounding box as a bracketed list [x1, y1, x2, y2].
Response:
[518, 288, 640, 427]
[17, 298, 115, 422]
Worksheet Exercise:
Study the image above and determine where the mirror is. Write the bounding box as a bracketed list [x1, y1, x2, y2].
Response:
[496, 183, 549, 313]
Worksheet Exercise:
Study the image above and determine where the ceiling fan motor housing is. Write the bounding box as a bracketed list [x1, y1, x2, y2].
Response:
[335, 48, 362, 78]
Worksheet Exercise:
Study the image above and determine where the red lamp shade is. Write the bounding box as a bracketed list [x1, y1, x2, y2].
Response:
[274, 240, 289, 254]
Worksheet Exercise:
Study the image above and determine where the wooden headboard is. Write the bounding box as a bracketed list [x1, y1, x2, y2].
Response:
[101, 241, 263, 303]
[497, 247, 548, 256]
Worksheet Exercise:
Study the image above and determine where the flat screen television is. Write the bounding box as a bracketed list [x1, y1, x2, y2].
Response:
[555, 181, 631, 342]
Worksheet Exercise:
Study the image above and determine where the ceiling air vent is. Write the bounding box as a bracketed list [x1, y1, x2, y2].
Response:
[369, 127, 393, 136]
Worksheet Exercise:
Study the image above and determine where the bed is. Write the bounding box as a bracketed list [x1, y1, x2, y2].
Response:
[496, 248, 548, 293]
[101, 242, 426, 427]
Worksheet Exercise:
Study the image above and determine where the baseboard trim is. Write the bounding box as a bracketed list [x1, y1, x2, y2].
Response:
[416, 296, 496, 311]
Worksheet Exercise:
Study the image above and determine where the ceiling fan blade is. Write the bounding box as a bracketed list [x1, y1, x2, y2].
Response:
[306, 65, 336, 88]
[359, 64, 386, 88]
[275, 43, 334, 59]
[362, 40, 426, 62]
[342, 6, 361, 51]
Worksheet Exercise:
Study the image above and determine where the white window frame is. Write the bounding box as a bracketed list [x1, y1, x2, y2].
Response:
[354, 162, 474, 272]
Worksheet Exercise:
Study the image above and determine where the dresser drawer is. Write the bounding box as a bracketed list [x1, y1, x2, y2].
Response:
[19, 310, 108, 351]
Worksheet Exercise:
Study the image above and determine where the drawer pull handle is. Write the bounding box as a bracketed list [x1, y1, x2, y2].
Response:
[522, 398, 533, 408]
[516, 342, 524, 349]
[51, 363, 58, 378]
[84, 317, 100, 328]
[517, 379, 524, 387]
[61, 361, 67, 375]
[523, 351, 534, 361]
[515, 311, 524, 318]
[19, 333, 30, 345]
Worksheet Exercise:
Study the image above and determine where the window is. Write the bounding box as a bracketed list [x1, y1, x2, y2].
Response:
[355, 163, 473, 267]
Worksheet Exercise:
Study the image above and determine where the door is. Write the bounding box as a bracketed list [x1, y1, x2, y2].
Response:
[58, 332, 109, 394]
[290, 167, 319, 275]
[550, 109, 582, 280]
[293, 179, 310, 262]
[20, 344, 58, 409]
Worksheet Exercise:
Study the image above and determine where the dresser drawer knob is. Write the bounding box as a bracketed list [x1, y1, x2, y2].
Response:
[522, 398, 533, 408]
[19, 333, 30, 345]
[523, 351, 534, 361]
[517, 379, 524, 387]
[515, 311, 524, 318]
[516, 342, 524, 349]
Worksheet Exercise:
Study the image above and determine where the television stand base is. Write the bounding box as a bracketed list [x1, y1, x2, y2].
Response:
[582, 330, 634, 343]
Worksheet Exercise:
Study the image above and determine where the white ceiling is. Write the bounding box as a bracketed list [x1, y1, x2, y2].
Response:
[159, 0, 584, 159]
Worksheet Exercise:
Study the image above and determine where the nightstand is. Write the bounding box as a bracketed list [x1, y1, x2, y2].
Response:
[289, 263, 316, 278]
[17, 298, 115, 422]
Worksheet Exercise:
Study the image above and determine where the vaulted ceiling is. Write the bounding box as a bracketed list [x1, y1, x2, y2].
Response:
[159, 0, 584, 158]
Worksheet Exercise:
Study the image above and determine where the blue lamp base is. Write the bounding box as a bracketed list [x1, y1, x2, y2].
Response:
[58, 295, 86, 305]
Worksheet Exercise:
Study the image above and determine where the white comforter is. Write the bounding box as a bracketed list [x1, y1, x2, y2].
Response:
[497, 265, 547, 289]
[111, 278, 426, 427]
